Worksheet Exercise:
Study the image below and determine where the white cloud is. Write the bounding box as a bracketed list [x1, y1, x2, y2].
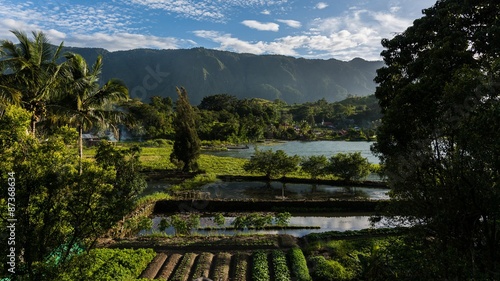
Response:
[315, 2, 328, 10]
[193, 30, 298, 56]
[389, 6, 401, 13]
[67, 32, 184, 51]
[241, 20, 279, 32]
[193, 6, 421, 61]
[126, 0, 289, 22]
[276, 19, 301, 28]
[261, 9, 271, 15]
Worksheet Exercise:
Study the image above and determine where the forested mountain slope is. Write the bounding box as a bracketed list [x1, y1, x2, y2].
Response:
[63, 47, 383, 104]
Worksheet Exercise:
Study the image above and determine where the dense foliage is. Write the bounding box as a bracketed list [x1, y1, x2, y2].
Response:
[327, 152, 371, 181]
[0, 31, 148, 280]
[115, 93, 380, 142]
[243, 149, 372, 181]
[55, 248, 155, 281]
[373, 0, 500, 278]
[243, 149, 300, 180]
[309, 256, 351, 281]
[120, 96, 174, 139]
[0, 107, 147, 279]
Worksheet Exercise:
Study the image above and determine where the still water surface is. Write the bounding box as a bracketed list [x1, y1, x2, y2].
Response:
[203, 181, 389, 200]
[204, 140, 379, 163]
[142, 215, 388, 237]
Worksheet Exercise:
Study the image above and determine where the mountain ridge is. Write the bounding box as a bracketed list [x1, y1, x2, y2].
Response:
[62, 46, 384, 104]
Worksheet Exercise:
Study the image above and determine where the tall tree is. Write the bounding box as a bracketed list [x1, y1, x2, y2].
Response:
[0, 30, 64, 135]
[170, 87, 201, 172]
[373, 0, 500, 278]
[50, 53, 129, 174]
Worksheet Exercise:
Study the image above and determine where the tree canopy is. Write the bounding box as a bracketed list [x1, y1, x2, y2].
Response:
[327, 152, 370, 181]
[373, 0, 500, 278]
[0, 30, 64, 135]
[243, 149, 300, 180]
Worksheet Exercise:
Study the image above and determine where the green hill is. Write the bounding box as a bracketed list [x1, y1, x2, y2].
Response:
[63, 47, 384, 104]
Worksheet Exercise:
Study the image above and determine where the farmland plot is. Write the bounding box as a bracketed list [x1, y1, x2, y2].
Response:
[139, 249, 309, 280]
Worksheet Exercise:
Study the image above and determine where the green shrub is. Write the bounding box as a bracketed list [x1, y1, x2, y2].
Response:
[289, 248, 312, 281]
[141, 139, 171, 147]
[134, 192, 172, 207]
[124, 216, 153, 234]
[309, 256, 350, 281]
[56, 248, 155, 281]
[274, 212, 291, 227]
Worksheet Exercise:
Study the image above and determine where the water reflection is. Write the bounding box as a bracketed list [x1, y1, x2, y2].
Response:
[141, 215, 389, 237]
[202, 181, 389, 200]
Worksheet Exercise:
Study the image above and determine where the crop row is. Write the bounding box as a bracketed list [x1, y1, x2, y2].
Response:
[138, 248, 312, 281]
[272, 250, 291, 281]
[252, 251, 270, 281]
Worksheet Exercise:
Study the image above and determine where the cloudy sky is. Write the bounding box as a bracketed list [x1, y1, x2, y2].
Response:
[0, 0, 436, 61]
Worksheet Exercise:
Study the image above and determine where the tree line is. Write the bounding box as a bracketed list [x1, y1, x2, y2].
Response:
[122, 93, 381, 143]
[244, 149, 372, 182]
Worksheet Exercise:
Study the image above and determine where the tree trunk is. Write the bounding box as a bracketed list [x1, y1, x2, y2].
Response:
[31, 115, 36, 137]
[79, 126, 83, 175]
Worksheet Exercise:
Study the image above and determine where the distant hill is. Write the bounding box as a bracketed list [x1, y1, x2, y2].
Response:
[63, 47, 384, 105]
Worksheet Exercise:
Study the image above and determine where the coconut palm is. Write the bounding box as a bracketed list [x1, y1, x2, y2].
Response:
[51, 52, 129, 174]
[0, 30, 63, 133]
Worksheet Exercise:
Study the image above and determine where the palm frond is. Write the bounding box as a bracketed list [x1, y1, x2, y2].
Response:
[11, 30, 30, 60]
[52, 42, 65, 63]
[84, 79, 128, 108]
[0, 84, 22, 106]
[90, 55, 103, 77]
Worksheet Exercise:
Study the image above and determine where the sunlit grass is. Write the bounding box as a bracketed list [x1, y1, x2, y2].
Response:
[139, 146, 177, 170]
[199, 155, 249, 176]
[83, 141, 331, 179]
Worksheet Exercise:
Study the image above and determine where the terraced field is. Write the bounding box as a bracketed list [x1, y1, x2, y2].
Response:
[139, 249, 311, 281]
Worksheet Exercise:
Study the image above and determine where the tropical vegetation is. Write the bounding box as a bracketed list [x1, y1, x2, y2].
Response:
[1, 0, 499, 278]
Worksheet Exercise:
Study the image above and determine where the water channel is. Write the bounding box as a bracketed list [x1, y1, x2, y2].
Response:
[141, 215, 389, 237]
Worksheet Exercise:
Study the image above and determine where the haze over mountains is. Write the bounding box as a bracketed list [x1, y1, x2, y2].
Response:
[65, 47, 384, 104]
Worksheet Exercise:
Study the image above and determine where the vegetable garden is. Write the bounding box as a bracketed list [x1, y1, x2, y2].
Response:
[138, 248, 311, 281]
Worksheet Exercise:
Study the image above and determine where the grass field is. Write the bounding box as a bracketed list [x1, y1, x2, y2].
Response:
[84, 142, 312, 178]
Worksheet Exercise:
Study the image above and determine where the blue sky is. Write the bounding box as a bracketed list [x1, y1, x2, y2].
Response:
[0, 0, 436, 61]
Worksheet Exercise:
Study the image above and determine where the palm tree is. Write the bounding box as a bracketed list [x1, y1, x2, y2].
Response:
[0, 30, 64, 134]
[51, 53, 129, 174]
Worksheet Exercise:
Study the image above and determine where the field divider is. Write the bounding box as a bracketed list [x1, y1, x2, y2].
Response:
[138, 252, 168, 279]
[156, 253, 182, 280]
